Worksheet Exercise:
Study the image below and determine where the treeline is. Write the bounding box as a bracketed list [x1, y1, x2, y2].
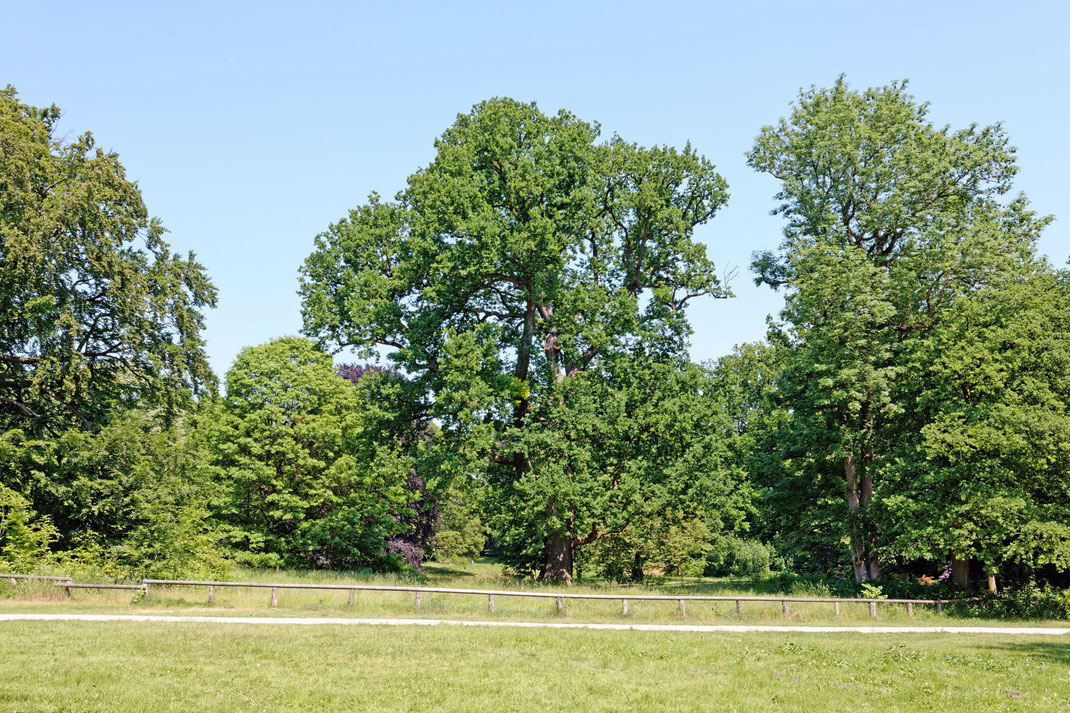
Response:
[1, 81, 1067, 596]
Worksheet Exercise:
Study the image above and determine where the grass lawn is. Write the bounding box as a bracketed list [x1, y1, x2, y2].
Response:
[0, 620, 1067, 712]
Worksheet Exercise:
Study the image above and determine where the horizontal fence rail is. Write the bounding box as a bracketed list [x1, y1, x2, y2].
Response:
[137, 579, 974, 618]
[4, 574, 73, 584]
[55, 582, 146, 597]
[21, 574, 978, 619]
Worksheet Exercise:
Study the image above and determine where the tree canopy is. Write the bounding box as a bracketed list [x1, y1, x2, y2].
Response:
[301, 98, 740, 582]
[747, 77, 1060, 586]
[0, 86, 216, 437]
[206, 337, 413, 569]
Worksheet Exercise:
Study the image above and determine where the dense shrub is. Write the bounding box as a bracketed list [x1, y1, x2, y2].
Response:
[965, 582, 1070, 620]
[704, 537, 779, 578]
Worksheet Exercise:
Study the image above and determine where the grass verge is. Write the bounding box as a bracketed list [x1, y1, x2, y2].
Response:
[0, 621, 1067, 712]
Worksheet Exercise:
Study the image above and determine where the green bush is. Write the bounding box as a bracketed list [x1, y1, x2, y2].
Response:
[0, 483, 58, 571]
[705, 537, 779, 578]
[430, 484, 486, 563]
[966, 582, 1070, 620]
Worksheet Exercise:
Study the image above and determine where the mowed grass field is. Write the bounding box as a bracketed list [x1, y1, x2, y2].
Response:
[2, 562, 1067, 628]
[0, 620, 1067, 712]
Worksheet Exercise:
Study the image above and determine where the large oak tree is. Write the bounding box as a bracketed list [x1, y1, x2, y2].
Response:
[301, 98, 738, 582]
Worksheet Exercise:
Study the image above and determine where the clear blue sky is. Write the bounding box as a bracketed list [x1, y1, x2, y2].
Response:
[5, 1, 1068, 377]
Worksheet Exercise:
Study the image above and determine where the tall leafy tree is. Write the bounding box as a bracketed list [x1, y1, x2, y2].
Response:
[0, 87, 218, 572]
[301, 98, 736, 582]
[881, 267, 1070, 590]
[748, 77, 1052, 582]
[0, 86, 216, 436]
[206, 337, 412, 569]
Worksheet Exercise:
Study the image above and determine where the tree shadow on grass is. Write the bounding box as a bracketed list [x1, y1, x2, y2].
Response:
[981, 640, 1070, 666]
[421, 565, 479, 580]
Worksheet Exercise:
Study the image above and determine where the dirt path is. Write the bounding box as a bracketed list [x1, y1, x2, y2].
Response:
[1, 613, 1067, 634]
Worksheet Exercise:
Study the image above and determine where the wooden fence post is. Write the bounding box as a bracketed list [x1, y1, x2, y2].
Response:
[869, 601, 877, 618]
[834, 602, 840, 616]
[348, 589, 355, 606]
[208, 585, 214, 604]
[937, 600, 944, 615]
[555, 596, 563, 613]
[415, 592, 422, 609]
[271, 587, 278, 608]
[782, 600, 790, 617]
[622, 598, 628, 616]
[488, 594, 494, 613]
[678, 599, 686, 616]
[906, 602, 914, 618]
[736, 600, 742, 616]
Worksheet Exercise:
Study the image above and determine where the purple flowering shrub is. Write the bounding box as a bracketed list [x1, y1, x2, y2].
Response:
[384, 537, 424, 569]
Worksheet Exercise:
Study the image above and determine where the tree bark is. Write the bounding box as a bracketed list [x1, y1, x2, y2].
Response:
[630, 552, 645, 583]
[987, 574, 998, 594]
[951, 556, 970, 589]
[844, 452, 870, 582]
[860, 469, 880, 580]
[845, 450, 880, 582]
[541, 530, 574, 584]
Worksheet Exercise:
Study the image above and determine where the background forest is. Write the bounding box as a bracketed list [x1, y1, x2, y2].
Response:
[2, 79, 1068, 608]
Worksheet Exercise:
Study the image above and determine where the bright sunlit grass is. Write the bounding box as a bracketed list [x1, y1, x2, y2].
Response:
[0, 620, 1067, 712]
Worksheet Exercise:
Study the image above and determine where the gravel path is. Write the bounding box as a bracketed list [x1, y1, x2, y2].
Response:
[1, 613, 1067, 634]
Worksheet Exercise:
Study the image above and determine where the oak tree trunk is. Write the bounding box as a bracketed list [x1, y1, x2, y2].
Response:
[542, 530, 574, 584]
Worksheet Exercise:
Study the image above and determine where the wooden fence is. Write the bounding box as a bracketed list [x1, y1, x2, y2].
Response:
[4, 574, 72, 585]
[135, 579, 970, 618]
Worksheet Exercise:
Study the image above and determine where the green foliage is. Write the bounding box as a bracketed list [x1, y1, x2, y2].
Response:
[746, 76, 1060, 584]
[704, 536, 779, 578]
[0, 86, 216, 436]
[207, 337, 412, 569]
[0, 482, 58, 570]
[880, 268, 1070, 577]
[301, 98, 742, 582]
[967, 581, 1070, 620]
[0, 410, 224, 578]
[0, 86, 222, 579]
[430, 483, 487, 563]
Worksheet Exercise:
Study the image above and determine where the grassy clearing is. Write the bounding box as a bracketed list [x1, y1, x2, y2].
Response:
[1, 562, 1065, 628]
[0, 620, 1067, 712]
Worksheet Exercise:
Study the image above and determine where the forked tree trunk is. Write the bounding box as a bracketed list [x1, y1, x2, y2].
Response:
[860, 467, 880, 580]
[542, 531, 574, 584]
[845, 452, 872, 582]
